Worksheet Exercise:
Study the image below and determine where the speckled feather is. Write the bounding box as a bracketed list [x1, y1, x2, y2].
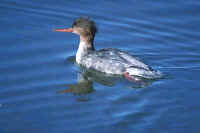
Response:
[79, 48, 160, 78]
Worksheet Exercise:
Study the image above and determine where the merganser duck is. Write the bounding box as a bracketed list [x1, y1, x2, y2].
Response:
[55, 17, 162, 79]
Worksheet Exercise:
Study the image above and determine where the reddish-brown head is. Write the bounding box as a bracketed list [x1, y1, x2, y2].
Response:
[55, 17, 97, 39]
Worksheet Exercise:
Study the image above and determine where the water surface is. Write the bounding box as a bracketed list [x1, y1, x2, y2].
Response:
[1, 0, 200, 133]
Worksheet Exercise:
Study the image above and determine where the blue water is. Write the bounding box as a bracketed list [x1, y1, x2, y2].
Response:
[1, 0, 200, 132]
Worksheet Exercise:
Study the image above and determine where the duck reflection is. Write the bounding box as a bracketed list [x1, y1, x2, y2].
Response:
[58, 67, 154, 96]
[58, 71, 94, 95]
[58, 68, 120, 95]
[58, 56, 155, 96]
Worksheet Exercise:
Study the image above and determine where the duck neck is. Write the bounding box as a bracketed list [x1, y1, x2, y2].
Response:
[76, 36, 95, 64]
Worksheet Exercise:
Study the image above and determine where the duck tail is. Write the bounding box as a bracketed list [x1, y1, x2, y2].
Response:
[125, 67, 162, 79]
